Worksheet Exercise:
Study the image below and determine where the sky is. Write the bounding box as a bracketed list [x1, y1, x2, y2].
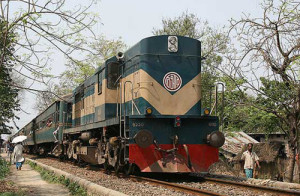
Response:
[98, 0, 262, 45]
[3, 0, 263, 138]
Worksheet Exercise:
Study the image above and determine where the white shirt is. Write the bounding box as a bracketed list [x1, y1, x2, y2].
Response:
[241, 150, 259, 169]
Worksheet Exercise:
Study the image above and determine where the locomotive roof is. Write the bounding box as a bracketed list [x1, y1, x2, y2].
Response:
[73, 35, 201, 94]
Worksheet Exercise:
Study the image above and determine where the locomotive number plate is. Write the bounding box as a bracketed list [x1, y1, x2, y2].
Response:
[132, 122, 144, 127]
[208, 123, 217, 127]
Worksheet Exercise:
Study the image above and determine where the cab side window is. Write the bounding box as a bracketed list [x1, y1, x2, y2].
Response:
[107, 62, 120, 89]
[98, 70, 103, 94]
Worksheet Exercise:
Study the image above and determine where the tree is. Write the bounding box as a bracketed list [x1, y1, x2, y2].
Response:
[60, 36, 127, 89]
[228, 0, 300, 182]
[34, 81, 72, 113]
[0, 18, 20, 130]
[0, 0, 98, 126]
[34, 36, 127, 112]
[221, 76, 281, 134]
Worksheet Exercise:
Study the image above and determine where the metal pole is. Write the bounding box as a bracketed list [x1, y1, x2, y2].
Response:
[119, 81, 122, 137]
[215, 85, 218, 116]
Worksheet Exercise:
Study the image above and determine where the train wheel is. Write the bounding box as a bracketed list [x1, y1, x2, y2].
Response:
[67, 145, 73, 159]
[104, 160, 111, 174]
[124, 163, 133, 176]
[114, 161, 123, 175]
[59, 154, 65, 162]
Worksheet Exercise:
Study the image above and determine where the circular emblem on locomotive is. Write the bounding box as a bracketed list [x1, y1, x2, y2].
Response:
[163, 72, 182, 92]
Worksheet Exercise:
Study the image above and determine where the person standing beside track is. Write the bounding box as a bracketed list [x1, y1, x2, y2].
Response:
[7, 142, 14, 164]
[241, 143, 261, 178]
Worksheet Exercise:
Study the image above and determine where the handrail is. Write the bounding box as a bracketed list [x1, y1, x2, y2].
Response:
[116, 83, 120, 117]
[210, 83, 225, 132]
[124, 81, 141, 115]
[119, 81, 122, 137]
[124, 81, 134, 115]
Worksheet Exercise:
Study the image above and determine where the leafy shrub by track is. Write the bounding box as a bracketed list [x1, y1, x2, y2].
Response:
[0, 157, 9, 179]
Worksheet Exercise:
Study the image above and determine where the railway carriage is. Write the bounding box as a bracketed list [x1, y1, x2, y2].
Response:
[34, 100, 72, 155]
[22, 121, 35, 152]
[18, 98, 72, 155]
[17, 35, 225, 174]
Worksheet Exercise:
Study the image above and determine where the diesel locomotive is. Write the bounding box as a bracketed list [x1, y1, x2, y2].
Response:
[16, 35, 225, 174]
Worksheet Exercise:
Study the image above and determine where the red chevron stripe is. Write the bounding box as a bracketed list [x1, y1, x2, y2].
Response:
[129, 144, 218, 173]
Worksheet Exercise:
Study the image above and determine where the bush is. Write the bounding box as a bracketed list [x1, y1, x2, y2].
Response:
[0, 158, 9, 179]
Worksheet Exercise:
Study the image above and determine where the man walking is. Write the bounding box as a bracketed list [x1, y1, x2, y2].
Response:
[7, 142, 14, 164]
[241, 143, 260, 178]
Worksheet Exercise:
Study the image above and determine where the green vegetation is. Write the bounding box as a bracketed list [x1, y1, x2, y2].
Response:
[0, 0, 99, 124]
[34, 35, 127, 113]
[28, 161, 87, 196]
[0, 158, 25, 196]
[0, 158, 9, 179]
[229, 0, 300, 182]
[0, 192, 26, 196]
[0, 18, 20, 131]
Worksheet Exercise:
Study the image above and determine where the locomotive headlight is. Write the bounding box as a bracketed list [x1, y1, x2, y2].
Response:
[204, 108, 210, 115]
[146, 107, 152, 115]
[207, 131, 225, 148]
[134, 130, 154, 148]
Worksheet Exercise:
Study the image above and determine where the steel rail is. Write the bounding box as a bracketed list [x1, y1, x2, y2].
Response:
[203, 177, 300, 196]
[130, 176, 225, 196]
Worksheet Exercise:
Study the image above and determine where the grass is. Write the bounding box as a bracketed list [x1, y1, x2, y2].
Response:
[0, 157, 26, 196]
[0, 192, 26, 196]
[0, 158, 10, 179]
[28, 161, 87, 196]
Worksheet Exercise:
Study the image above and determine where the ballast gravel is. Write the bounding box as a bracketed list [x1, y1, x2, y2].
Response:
[25, 155, 191, 196]
[25, 155, 290, 196]
[178, 181, 279, 196]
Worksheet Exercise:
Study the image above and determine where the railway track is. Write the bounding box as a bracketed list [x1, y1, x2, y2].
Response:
[25, 154, 300, 196]
[128, 175, 300, 196]
[130, 175, 224, 196]
[202, 177, 300, 196]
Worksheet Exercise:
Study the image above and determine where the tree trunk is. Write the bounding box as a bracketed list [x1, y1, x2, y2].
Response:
[286, 140, 296, 182]
[297, 151, 300, 183]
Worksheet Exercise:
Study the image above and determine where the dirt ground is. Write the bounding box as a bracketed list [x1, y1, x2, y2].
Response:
[0, 179, 20, 194]
[1, 153, 70, 196]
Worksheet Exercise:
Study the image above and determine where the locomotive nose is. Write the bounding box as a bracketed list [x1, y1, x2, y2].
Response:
[206, 131, 225, 148]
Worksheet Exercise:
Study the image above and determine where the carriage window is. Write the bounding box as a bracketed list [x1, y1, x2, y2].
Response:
[98, 70, 103, 94]
[75, 92, 81, 103]
[107, 62, 120, 89]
